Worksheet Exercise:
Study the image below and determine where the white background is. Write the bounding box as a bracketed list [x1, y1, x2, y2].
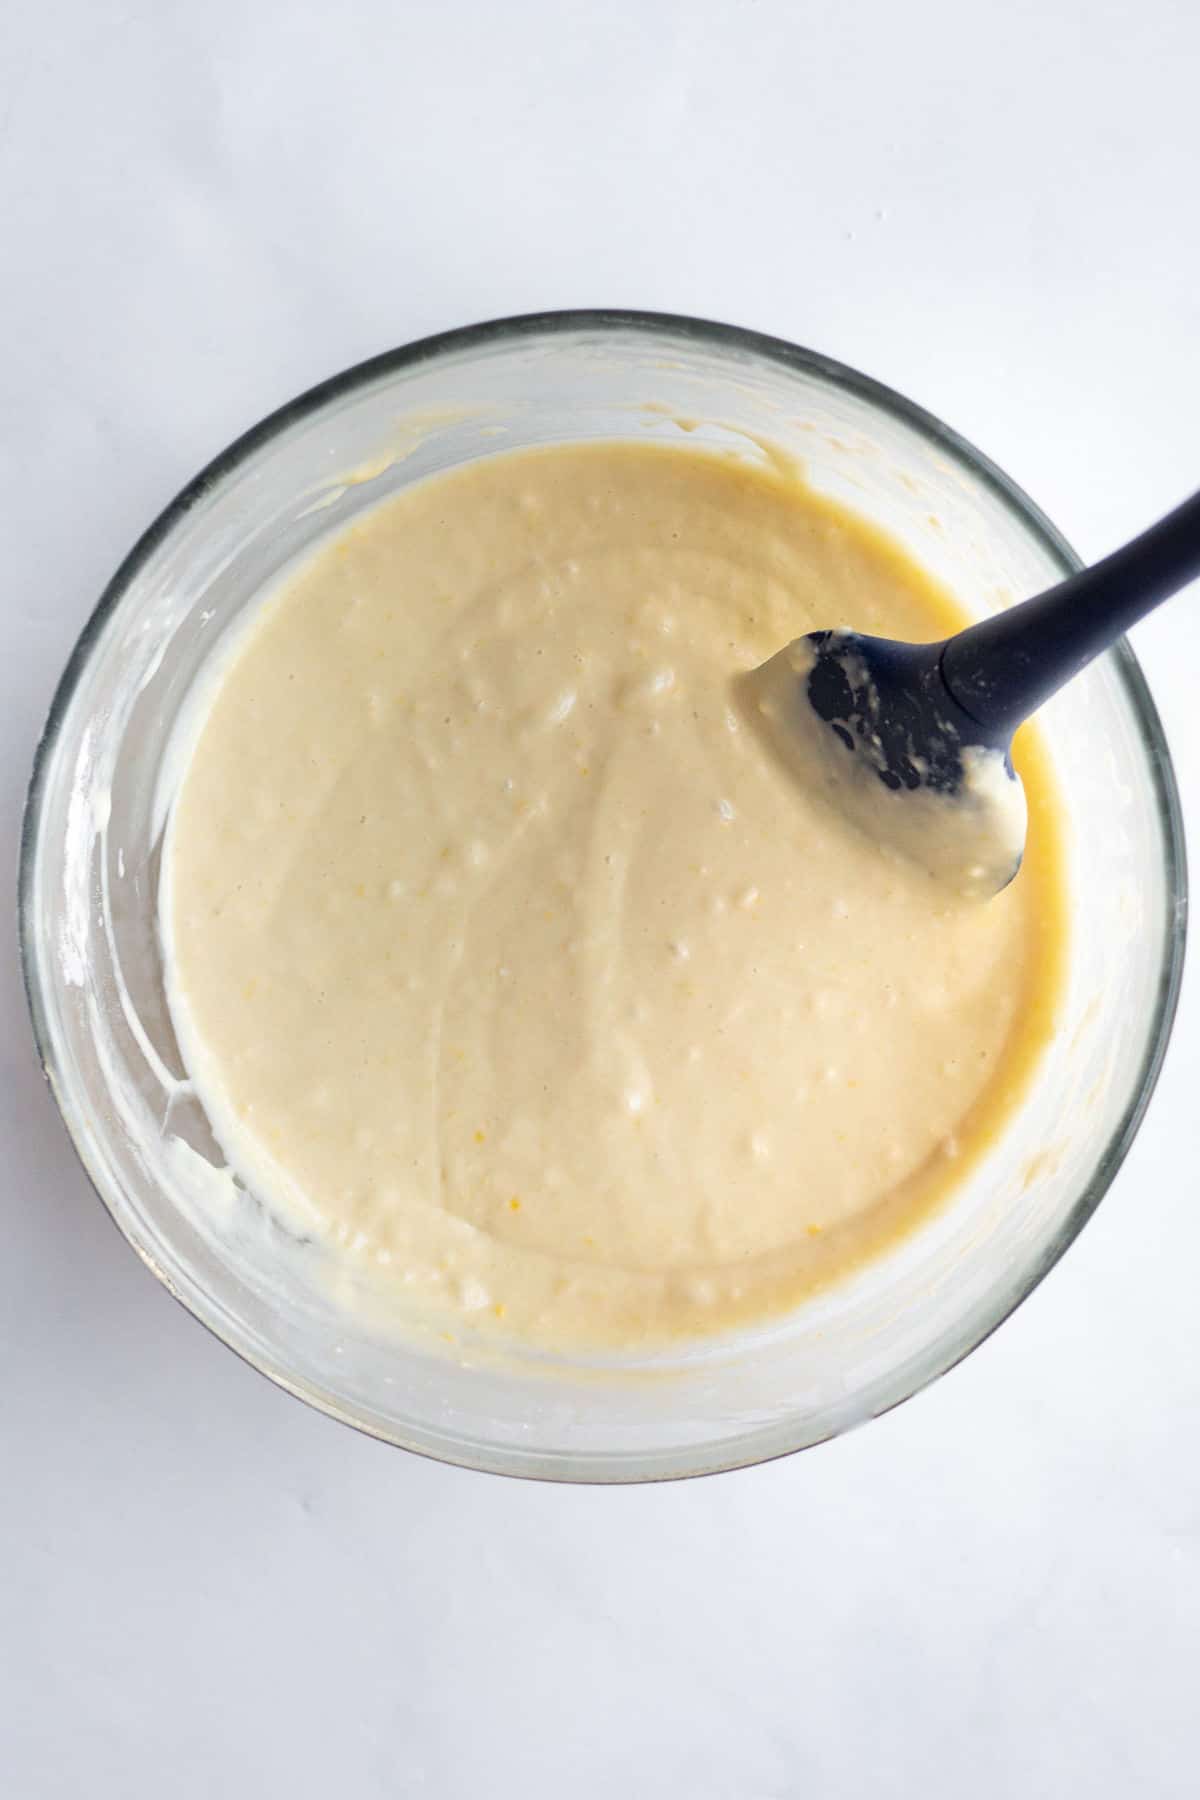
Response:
[3, 2, 1198, 1794]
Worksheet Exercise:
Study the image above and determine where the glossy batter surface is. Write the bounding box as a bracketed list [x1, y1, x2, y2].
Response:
[164, 443, 1065, 1347]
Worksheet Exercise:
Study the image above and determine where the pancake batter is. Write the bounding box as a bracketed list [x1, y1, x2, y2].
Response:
[163, 442, 1066, 1347]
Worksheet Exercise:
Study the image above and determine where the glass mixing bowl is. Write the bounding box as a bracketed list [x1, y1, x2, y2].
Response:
[19, 312, 1187, 1481]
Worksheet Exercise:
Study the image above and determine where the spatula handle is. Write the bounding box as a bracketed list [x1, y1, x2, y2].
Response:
[940, 489, 1200, 741]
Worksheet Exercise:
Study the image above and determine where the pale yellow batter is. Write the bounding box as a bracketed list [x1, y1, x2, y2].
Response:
[163, 442, 1066, 1348]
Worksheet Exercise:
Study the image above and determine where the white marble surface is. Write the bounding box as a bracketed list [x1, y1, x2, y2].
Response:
[3, 2, 1198, 1793]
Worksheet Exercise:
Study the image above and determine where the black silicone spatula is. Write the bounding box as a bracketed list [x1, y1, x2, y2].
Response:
[746, 489, 1200, 897]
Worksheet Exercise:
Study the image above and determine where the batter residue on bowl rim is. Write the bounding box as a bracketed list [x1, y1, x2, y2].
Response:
[161, 440, 1067, 1349]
